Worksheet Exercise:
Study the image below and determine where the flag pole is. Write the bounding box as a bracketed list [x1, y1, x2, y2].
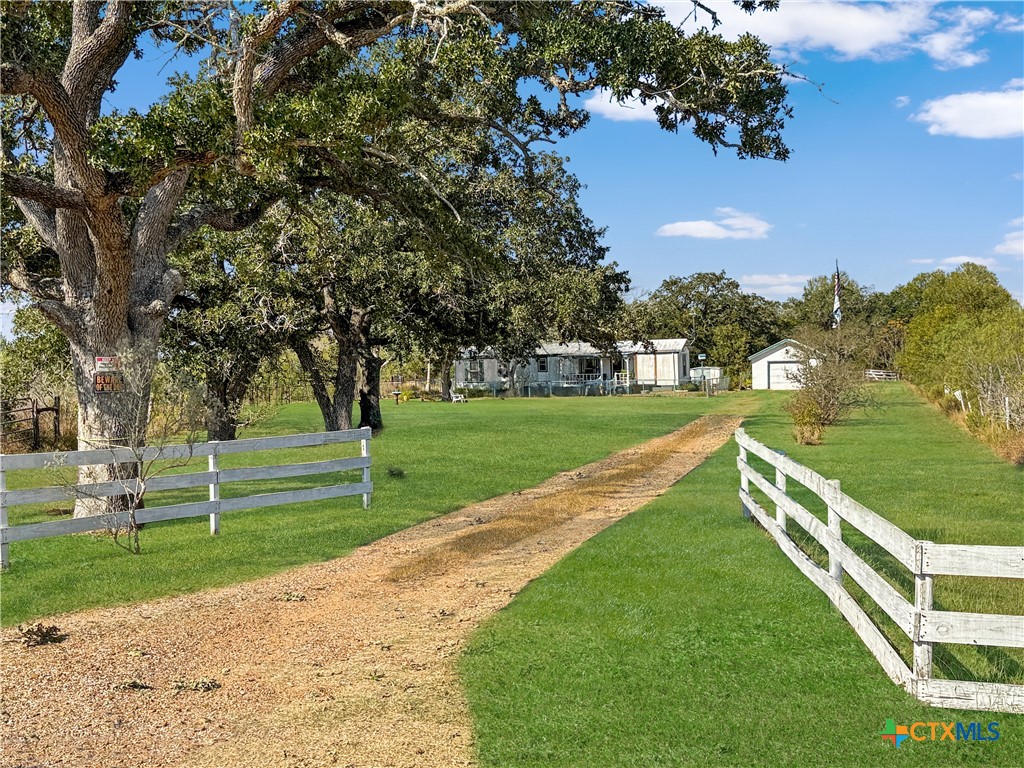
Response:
[832, 260, 842, 329]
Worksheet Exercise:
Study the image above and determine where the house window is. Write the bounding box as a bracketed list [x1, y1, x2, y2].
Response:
[578, 358, 598, 376]
[467, 359, 484, 383]
[537, 356, 548, 373]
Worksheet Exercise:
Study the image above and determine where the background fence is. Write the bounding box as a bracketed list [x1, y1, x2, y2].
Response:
[864, 369, 899, 381]
[735, 428, 1024, 713]
[1, 397, 61, 452]
[0, 428, 372, 568]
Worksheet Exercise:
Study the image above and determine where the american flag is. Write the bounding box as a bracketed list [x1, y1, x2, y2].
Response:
[832, 262, 842, 329]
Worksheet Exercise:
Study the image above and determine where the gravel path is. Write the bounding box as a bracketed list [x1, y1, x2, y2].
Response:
[2, 414, 741, 768]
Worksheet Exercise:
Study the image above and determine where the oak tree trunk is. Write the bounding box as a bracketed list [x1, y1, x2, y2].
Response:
[358, 353, 384, 434]
[69, 329, 159, 518]
[204, 359, 261, 442]
[290, 318, 359, 432]
[440, 359, 454, 401]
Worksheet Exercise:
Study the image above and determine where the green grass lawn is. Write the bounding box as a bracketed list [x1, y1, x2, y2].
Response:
[461, 383, 1024, 767]
[1, 392, 753, 625]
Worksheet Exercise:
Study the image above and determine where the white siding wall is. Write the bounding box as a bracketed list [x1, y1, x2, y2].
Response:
[751, 345, 804, 390]
[634, 351, 687, 385]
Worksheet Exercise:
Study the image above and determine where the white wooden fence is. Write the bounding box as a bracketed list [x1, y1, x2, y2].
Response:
[0, 428, 372, 568]
[735, 428, 1024, 713]
[864, 369, 900, 381]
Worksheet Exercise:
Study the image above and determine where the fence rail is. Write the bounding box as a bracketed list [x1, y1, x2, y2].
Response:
[0, 428, 372, 568]
[864, 370, 900, 381]
[735, 428, 1024, 713]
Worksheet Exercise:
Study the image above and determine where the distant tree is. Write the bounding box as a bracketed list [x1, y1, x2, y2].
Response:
[708, 322, 752, 386]
[0, 306, 72, 402]
[780, 272, 875, 332]
[878, 270, 946, 322]
[647, 271, 781, 352]
[162, 227, 288, 441]
[898, 264, 1016, 395]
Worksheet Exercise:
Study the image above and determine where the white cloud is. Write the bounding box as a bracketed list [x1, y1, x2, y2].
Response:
[1004, 78, 1024, 89]
[894, 96, 911, 109]
[915, 6, 995, 70]
[739, 274, 811, 298]
[656, 207, 772, 240]
[908, 258, 936, 264]
[997, 14, 1024, 33]
[994, 220, 1024, 259]
[941, 256, 998, 267]
[911, 85, 1024, 139]
[661, 1, 1007, 70]
[583, 88, 657, 122]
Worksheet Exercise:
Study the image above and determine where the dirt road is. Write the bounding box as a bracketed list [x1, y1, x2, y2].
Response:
[2, 414, 741, 768]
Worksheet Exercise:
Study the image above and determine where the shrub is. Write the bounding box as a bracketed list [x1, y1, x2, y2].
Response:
[783, 324, 877, 443]
[995, 432, 1024, 466]
[785, 397, 826, 445]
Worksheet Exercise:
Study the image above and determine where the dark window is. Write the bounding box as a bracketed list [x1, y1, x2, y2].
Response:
[467, 360, 484, 383]
[537, 356, 548, 373]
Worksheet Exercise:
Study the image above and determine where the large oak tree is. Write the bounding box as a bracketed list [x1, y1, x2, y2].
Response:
[2, 0, 792, 514]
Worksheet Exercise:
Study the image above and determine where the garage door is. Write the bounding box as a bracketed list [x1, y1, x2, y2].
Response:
[768, 361, 802, 390]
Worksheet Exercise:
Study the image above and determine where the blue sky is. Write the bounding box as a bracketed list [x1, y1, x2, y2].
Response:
[563, 1, 1024, 302]
[2, 1, 1022, 337]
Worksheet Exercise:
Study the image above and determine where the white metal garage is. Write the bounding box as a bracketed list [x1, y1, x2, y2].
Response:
[749, 340, 808, 390]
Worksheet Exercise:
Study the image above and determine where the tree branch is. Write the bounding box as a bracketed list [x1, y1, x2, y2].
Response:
[0, 63, 104, 194]
[131, 169, 191, 259]
[167, 196, 281, 252]
[1, 171, 87, 211]
[62, 0, 136, 116]
[233, 0, 304, 156]
[362, 146, 461, 222]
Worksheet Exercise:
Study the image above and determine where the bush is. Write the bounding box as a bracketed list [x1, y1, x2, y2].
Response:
[785, 397, 826, 445]
[995, 432, 1024, 466]
[783, 324, 877, 443]
[938, 394, 961, 415]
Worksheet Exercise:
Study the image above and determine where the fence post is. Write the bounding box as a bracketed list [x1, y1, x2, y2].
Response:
[774, 451, 787, 532]
[208, 441, 220, 535]
[913, 541, 934, 695]
[31, 400, 40, 451]
[0, 453, 8, 569]
[827, 479, 843, 585]
[737, 434, 750, 519]
[361, 430, 371, 510]
[53, 396, 61, 446]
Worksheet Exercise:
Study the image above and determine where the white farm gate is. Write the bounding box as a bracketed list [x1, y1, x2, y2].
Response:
[0, 428, 372, 568]
[735, 428, 1024, 713]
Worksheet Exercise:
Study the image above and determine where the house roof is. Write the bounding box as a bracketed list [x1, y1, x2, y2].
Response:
[535, 341, 604, 356]
[617, 338, 690, 354]
[536, 338, 690, 357]
[461, 338, 691, 359]
[747, 338, 808, 363]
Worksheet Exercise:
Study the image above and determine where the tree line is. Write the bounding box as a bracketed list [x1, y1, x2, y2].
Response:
[629, 263, 1022, 454]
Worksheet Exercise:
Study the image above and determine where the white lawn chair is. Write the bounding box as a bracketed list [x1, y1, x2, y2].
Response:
[451, 393, 467, 403]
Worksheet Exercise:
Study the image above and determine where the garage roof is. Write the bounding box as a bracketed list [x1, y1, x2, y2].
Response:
[747, 338, 809, 363]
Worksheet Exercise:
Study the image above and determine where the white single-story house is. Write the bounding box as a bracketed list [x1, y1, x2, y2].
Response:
[455, 339, 691, 393]
[749, 339, 809, 390]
